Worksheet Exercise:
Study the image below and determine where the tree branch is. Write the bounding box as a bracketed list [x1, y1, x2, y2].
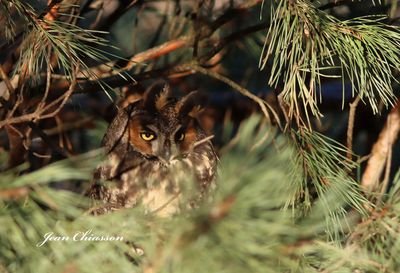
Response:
[361, 100, 400, 191]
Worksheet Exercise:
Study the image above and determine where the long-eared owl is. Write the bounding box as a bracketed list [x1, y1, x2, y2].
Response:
[88, 85, 218, 216]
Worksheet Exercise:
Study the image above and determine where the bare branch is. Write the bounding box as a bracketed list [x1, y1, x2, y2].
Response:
[126, 37, 189, 70]
[0, 64, 78, 129]
[361, 100, 400, 191]
[0, 64, 15, 94]
[193, 64, 281, 129]
[346, 96, 361, 161]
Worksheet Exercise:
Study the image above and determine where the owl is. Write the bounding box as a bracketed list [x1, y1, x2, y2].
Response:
[88, 85, 218, 216]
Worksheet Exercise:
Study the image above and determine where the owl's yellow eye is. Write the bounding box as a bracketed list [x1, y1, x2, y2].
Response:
[177, 132, 185, 142]
[140, 132, 156, 141]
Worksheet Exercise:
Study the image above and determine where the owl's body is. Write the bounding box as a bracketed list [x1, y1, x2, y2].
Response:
[88, 86, 218, 216]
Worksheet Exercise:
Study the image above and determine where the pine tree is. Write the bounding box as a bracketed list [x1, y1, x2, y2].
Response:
[1, 1, 400, 272]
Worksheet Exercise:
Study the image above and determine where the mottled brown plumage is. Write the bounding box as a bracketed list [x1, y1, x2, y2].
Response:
[88, 85, 218, 216]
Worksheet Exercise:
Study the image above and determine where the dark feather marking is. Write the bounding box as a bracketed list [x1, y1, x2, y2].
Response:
[103, 104, 137, 154]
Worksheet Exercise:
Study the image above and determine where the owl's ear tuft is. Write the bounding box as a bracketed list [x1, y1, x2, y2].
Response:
[155, 84, 171, 111]
[176, 91, 207, 118]
[143, 84, 168, 112]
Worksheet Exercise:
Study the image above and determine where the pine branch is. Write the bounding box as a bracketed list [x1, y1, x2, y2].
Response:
[261, 0, 400, 125]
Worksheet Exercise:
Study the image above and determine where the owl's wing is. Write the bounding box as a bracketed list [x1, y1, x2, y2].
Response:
[102, 105, 131, 154]
[102, 102, 150, 173]
[88, 104, 142, 208]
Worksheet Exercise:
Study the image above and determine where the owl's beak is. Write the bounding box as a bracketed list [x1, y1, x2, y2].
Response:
[161, 149, 172, 162]
[158, 142, 173, 164]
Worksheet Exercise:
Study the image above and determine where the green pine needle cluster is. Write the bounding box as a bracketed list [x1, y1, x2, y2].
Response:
[288, 129, 369, 240]
[1, 1, 400, 272]
[1, 117, 398, 273]
[260, 0, 400, 122]
[2, 0, 124, 93]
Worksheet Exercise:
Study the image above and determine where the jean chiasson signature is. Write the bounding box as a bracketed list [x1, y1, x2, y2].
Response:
[36, 229, 124, 247]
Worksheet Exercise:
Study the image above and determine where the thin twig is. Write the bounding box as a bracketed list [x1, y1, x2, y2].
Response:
[150, 191, 181, 215]
[377, 142, 392, 205]
[44, 117, 93, 135]
[193, 135, 214, 149]
[40, 71, 77, 119]
[346, 96, 361, 161]
[193, 64, 282, 129]
[6, 93, 22, 119]
[0, 64, 15, 94]
[38, 52, 52, 110]
[0, 64, 78, 129]
[0, 96, 70, 158]
[199, 22, 268, 63]
[250, 120, 272, 151]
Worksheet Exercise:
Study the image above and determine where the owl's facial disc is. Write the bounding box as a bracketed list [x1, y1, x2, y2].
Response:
[128, 117, 190, 164]
[127, 89, 205, 165]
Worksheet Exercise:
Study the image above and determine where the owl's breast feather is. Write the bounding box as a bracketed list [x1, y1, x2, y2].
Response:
[90, 147, 217, 216]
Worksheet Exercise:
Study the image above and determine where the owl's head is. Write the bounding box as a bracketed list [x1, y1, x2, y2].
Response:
[125, 85, 208, 164]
